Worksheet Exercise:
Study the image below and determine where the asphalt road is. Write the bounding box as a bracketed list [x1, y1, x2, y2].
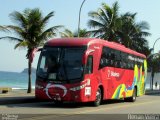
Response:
[0, 94, 160, 120]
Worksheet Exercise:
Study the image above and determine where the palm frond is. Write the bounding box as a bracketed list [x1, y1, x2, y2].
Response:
[101, 3, 113, 20]
[88, 19, 105, 28]
[112, 1, 119, 17]
[28, 8, 42, 24]
[0, 36, 23, 42]
[60, 29, 74, 38]
[14, 41, 29, 49]
[88, 10, 107, 24]
[9, 11, 28, 30]
[87, 29, 104, 38]
[42, 11, 54, 26]
[0, 26, 10, 32]
[38, 25, 63, 41]
[6, 25, 26, 38]
[136, 21, 150, 30]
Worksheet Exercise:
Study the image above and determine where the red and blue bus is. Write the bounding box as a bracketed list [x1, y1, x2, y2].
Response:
[35, 38, 147, 106]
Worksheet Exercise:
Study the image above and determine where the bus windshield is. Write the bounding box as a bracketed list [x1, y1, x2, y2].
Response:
[37, 47, 86, 82]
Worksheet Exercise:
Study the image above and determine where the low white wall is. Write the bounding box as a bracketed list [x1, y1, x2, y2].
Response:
[146, 72, 160, 89]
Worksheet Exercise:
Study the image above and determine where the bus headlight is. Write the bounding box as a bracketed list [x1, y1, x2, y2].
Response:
[35, 85, 44, 89]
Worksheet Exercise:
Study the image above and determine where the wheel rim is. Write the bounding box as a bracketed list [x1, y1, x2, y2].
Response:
[96, 89, 101, 103]
[133, 89, 136, 100]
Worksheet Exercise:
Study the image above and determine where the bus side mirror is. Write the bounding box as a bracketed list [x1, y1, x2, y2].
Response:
[38, 48, 43, 51]
[83, 49, 94, 65]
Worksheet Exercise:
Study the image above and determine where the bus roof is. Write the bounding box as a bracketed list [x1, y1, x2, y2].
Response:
[45, 38, 146, 58]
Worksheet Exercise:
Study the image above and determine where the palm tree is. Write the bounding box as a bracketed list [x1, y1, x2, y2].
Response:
[88, 1, 150, 55]
[60, 28, 89, 38]
[117, 13, 137, 47]
[88, 2, 121, 42]
[132, 21, 150, 55]
[0, 8, 62, 93]
[118, 13, 150, 55]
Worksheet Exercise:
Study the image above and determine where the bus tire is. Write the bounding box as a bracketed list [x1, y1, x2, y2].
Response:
[125, 87, 137, 102]
[93, 87, 102, 106]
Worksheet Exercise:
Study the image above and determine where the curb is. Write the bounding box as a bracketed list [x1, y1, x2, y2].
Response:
[0, 96, 37, 105]
[145, 90, 160, 95]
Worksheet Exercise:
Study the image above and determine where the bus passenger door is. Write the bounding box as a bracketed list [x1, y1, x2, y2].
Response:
[85, 55, 93, 75]
[84, 55, 94, 99]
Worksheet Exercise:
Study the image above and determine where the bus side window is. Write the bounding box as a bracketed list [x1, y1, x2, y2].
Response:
[121, 52, 127, 69]
[85, 55, 93, 74]
[110, 50, 115, 67]
[127, 54, 131, 69]
[99, 47, 110, 68]
[100, 57, 106, 68]
[114, 50, 121, 68]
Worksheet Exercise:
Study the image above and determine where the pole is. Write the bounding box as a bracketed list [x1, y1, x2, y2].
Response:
[78, 0, 86, 37]
[153, 37, 160, 53]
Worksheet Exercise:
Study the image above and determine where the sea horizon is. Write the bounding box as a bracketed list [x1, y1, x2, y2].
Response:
[0, 71, 160, 90]
[0, 71, 36, 90]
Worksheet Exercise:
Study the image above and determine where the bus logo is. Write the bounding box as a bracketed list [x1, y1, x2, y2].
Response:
[108, 70, 120, 78]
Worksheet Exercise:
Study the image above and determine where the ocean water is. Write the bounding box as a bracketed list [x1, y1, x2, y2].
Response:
[0, 71, 160, 90]
[0, 71, 36, 90]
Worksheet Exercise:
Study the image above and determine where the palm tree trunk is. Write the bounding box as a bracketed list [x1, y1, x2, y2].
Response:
[151, 68, 154, 90]
[27, 59, 32, 93]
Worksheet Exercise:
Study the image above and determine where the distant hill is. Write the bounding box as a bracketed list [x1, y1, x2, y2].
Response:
[21, 68, 36, 74]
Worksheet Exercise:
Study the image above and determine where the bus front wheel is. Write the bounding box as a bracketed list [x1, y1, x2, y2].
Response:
[93, 88, 102, 106]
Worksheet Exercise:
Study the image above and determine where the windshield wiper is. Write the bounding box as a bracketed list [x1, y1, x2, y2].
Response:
[63, 63, 69, 82]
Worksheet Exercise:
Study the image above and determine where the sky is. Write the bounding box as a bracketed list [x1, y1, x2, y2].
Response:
[0, 0, 160, 72]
